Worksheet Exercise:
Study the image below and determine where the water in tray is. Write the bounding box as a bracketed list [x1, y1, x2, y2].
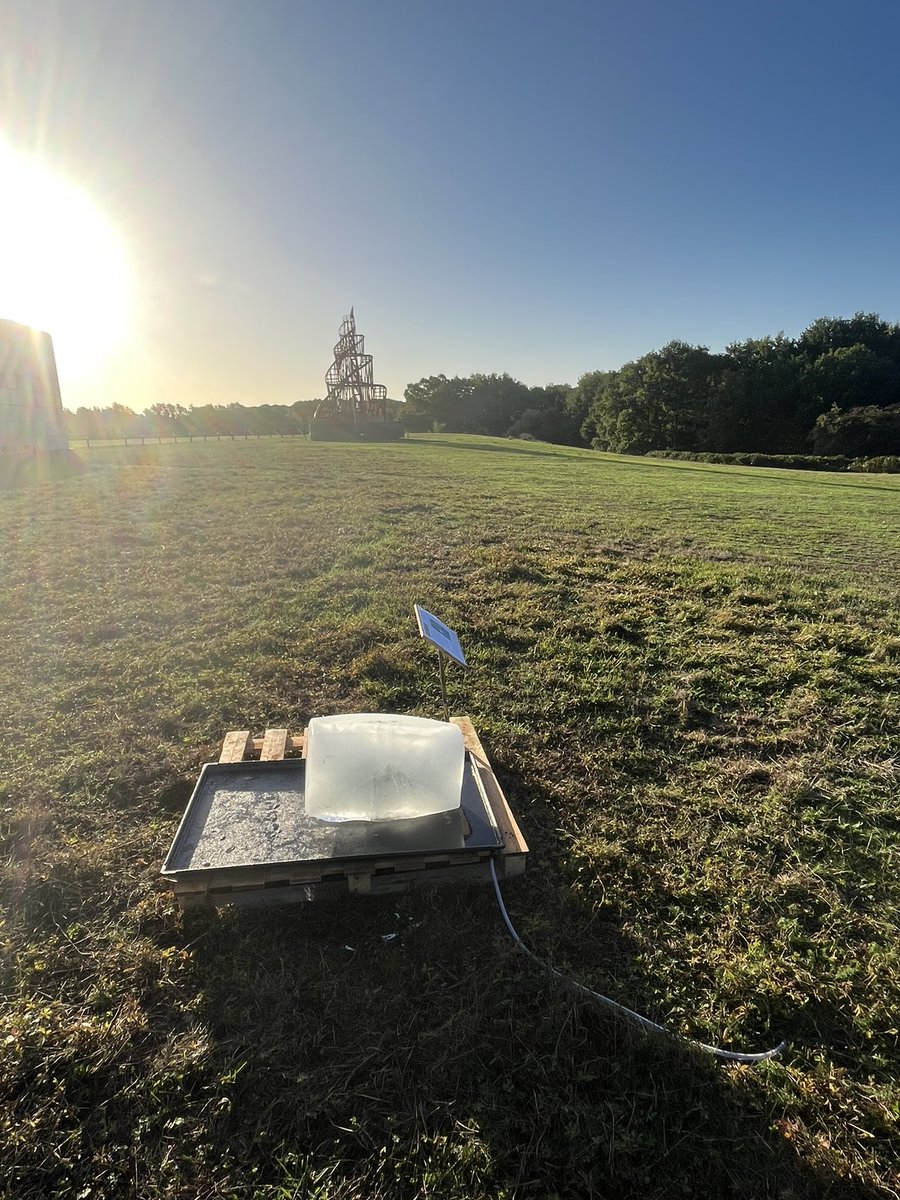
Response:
[304, 713, 465, 822]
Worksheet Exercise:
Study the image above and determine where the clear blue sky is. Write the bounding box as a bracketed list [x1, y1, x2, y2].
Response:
[2, 0, 899, 410]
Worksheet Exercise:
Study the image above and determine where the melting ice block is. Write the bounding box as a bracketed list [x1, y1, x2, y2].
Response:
[304, 713, 465, 823]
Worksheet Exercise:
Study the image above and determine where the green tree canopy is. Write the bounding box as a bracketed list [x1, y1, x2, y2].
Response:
[585, 342, 724, 454]
[811, 403, 900, 456]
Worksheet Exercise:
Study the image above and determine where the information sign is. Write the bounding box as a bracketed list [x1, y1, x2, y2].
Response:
[414, 605, 467, 667]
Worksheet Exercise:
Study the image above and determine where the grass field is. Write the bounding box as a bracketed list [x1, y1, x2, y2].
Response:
[1, 435, 899, 1199]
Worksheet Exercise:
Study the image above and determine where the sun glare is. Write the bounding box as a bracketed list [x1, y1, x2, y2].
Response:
[0, 138, 132, 383]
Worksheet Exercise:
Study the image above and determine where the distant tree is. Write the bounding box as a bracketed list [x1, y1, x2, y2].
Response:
[811, 403, 900, 456]
[404, 375, 473, 430]
[568, 370, 616, 444]
[506, 384, 583, 445]
[576, 315, 900, 457]
[65, 406, 100, 440]
[146, 402, 189, 438]
[403, 373, 534, 435]
[706, 336, 813, 453]
[808, 344, 899, 412]
[466, 373, 532, 435]
[100, 403, 136, 438]
[797, 312, 900, 362]
[530, 383, 572, 410]
[587, 342, 723, 454]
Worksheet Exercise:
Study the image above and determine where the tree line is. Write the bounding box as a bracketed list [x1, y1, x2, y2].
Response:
[402, 375, 582, 444]
[404, 313, 900, 457]
[63, 312, 900, 458]
[64, 401, 316, 442]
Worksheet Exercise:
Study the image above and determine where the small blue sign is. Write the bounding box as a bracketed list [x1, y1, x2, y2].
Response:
[414, 604, 467, 667]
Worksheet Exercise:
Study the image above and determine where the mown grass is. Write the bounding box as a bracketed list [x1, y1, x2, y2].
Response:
[1, 434, 899, 1199]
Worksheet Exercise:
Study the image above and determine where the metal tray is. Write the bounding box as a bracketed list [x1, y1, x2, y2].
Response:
[162, 752, 502, 879]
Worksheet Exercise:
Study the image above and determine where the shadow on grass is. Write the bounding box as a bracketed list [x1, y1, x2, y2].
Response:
[167, 762, 877, 1200]
[3, 770, 881, 1198]
[599, 455, 900, 493]
[420, 436, 900, 492]
[415, 437, 584, 463]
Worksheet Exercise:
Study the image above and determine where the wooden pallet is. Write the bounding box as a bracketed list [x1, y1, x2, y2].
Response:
[168, 716, 528, 909]
[218, 727, 306, 762]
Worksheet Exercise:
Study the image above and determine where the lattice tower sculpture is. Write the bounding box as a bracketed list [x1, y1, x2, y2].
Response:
[315, 308, 389, 423]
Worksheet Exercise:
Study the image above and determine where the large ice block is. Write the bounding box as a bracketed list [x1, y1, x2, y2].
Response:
[304, 713, 466, 823]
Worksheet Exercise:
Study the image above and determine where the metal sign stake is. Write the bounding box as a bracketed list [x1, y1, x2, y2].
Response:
[437, 648, 449, 722]
[415, 604, 466, 723]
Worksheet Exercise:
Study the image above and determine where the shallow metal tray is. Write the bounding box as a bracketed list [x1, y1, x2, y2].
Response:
[162, 752, 502, 880]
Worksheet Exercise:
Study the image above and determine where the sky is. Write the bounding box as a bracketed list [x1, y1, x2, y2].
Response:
[1, 0, 899, 412]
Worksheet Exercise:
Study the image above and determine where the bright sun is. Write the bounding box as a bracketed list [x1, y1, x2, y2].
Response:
[0, 138, 132, 382]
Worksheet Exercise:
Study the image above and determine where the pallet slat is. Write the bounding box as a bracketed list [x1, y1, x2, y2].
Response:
[260, 728, 289, 761]
[219, 730, 251, 763]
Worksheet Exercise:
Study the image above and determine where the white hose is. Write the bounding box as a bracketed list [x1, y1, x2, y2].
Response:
[489, 858, 786, 1064]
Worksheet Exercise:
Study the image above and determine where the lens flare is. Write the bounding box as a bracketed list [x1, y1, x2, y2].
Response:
[0, 138, 132, 383]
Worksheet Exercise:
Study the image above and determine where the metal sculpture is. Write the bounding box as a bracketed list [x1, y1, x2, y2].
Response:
[314, 308, 390, 424]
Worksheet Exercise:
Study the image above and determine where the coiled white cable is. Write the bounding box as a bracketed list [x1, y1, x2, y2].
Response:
[489, 858, 786, 1064]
